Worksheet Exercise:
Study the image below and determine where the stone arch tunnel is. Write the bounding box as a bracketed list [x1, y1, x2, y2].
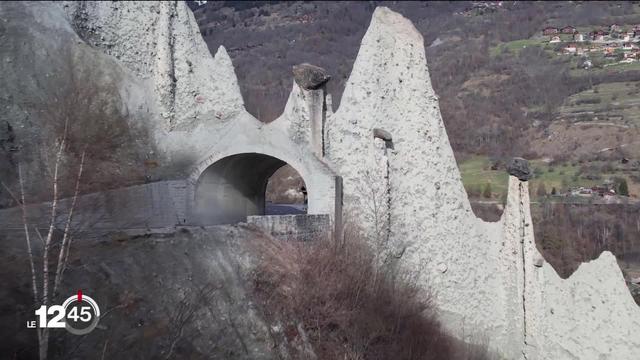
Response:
[193, 152, 307, 224]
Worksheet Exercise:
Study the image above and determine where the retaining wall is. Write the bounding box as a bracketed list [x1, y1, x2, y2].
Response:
[247, 214, 331, 241]
[0, 181, 189, 233]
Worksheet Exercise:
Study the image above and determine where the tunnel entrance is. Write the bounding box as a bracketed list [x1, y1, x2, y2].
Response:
[194, 153, 307, 224]
[265, 165, 307, 215]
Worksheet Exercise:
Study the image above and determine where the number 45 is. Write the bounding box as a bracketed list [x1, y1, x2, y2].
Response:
[67, 306, 92, 322]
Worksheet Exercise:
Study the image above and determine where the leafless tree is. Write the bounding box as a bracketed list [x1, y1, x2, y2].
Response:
[1, 122, 85, 360]
[355, 168, 390, 256]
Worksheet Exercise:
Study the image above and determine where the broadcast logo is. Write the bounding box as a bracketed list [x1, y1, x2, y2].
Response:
[27, 290, 101, 335]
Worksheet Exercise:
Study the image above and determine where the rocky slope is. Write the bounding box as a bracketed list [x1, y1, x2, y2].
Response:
[0, 225, 285, 359]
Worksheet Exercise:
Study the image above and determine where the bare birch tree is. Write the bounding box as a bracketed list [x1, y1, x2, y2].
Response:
[1, 124, 85, 360]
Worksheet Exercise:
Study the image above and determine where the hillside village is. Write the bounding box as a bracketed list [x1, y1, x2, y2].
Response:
[543, 24, 640, 67]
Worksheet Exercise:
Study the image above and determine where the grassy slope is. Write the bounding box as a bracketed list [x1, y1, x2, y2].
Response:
[459, 155, 508, 199]
[489, 38, 547, 57]
[459, 155, 638, 200]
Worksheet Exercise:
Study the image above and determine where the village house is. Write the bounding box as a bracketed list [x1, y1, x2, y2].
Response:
[610, 24, 621, 33]
[571, 187, 593, 196]
[622, 43, 634, 51]
[543, 26, 559, 35]
[592, 186, 616, 197]
[549, 35, 561, 43]
[622, 33, 631, 42]
[592, 33, 606, 42]
[569, 184, 622, 198]
[604, 47, 616, 57]
[561, 25, 576, 34]
[563, 43, 577, 54]
[573, 32, 585, 42]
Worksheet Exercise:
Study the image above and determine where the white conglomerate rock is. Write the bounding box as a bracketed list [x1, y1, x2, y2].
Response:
[537, 251, 640, 359]
[501, 176, 640, 360]
[326, 4, 507, 350]
[327, 7, 477, 247]
[327, 7, 640, 360]
[58, 1, 244, 131]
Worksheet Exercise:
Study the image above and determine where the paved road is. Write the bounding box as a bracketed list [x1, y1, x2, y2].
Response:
[265, 203, 306, 215]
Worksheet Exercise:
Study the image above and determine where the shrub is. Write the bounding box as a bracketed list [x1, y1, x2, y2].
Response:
[466, 184, 482, 198]
[537, 182, 548, 197]
[533, 167, 544, 178]
[483, 183, 492, 198]
[600, 162, 614, 173]
[617, 178, 629, 196]
[250, 231, 492, 360]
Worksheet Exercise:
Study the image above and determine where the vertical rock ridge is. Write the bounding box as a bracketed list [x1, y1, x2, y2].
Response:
[57, 1, 245, 131]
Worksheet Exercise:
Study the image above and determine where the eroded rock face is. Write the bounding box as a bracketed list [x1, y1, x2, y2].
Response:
[59, 1, 245, 131]
[507, 157, 532, 181]
[292, 63, 331, 90]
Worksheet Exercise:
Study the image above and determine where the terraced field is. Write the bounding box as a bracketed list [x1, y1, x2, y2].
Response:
[558, 81, 640, 127]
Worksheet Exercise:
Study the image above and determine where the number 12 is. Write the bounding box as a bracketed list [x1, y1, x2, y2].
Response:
[34, 305, 65, 328]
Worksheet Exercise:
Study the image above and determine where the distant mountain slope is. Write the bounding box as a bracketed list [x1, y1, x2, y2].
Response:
[192, 1, 640, 160]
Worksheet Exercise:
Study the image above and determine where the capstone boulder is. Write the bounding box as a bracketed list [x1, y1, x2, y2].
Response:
[507, 157, 532, 181]
[292, 63, 331, 90]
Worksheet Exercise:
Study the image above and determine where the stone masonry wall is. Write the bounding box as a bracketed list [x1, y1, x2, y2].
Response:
[247, 214, 331, 242]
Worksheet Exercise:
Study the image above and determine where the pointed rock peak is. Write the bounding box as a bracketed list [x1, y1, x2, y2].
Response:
[336, 6, 431, 114]
[369, 7, 423, 43]
[276, 80, 306, 123]
[214, 45, 233, 69]
[208, 45, 244, 107]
